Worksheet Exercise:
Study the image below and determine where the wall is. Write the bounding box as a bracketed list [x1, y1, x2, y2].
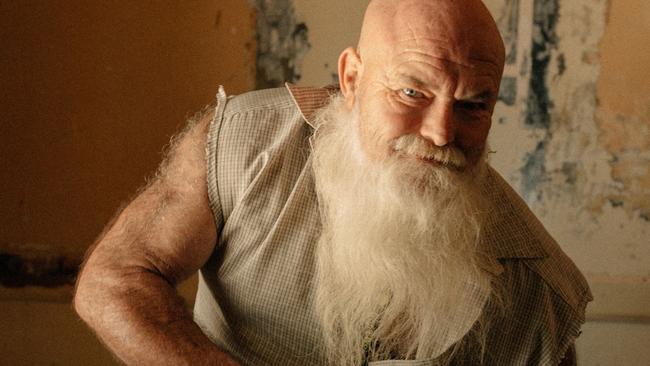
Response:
[0, 1, 256, 364]
[291, 0, 650, 364]
[2, 0, 648, 364]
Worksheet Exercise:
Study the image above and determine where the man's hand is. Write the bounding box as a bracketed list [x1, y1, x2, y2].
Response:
[74, 110, 239, 365]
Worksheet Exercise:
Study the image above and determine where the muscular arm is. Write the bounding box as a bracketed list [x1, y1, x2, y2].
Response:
[74, 111, 238, 365]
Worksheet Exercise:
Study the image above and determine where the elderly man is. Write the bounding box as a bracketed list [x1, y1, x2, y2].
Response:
[74, 0, 591, 365]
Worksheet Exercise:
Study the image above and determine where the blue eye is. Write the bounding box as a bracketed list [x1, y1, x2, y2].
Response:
[401, 88, 423, 98]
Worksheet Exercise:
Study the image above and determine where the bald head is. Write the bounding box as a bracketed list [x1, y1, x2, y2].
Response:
[358, 0, 505, 72]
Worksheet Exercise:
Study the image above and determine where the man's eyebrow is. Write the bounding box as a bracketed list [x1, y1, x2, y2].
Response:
[397, 74, 428, 88]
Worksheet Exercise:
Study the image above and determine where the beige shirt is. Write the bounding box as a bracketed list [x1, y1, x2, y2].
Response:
[195, 84, 592, 366]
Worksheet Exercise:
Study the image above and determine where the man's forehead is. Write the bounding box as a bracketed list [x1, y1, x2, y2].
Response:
[388, 39, 503, 72]
[361, 0, 505, 69]
[385, 41, 504, 90]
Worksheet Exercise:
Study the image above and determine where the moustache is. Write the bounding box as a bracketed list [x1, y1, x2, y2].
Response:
[392, 134, 468, 169]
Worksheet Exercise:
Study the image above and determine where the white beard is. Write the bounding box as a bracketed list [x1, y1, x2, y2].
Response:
[311, 96, 497, 365]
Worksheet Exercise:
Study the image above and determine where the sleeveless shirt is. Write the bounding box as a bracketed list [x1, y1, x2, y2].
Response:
[194, 84, 592, 366]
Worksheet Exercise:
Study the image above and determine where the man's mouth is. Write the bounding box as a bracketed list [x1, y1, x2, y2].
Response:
[391, 134, 469, 171]
[411, 153, 465, 170]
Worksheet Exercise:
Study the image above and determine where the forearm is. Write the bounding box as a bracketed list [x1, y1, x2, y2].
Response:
[74, 183, 233, 365]
[74, 111, 230, 364]
[75, 262, 236, 366]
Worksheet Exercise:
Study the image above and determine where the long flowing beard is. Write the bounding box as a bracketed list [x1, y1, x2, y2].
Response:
[311, 96, 497, 366]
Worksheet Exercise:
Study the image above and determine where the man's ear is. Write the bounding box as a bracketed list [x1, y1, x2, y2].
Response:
[338, 47, 362, 109]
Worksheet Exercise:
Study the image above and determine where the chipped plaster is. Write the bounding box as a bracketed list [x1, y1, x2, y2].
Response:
[251, 0, 311, 88]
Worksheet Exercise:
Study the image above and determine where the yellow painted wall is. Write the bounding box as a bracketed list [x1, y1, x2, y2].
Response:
[0, 1, 255, 364]
[598, 0, 650, 116]
[0, 1, 255, 259]
[596, 0, 650, 213]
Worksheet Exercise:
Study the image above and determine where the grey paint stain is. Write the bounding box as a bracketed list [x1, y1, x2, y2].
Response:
[251, 0, 311, 89]
[496, 0, 521, 65]
[521, 141, 549, 202]
[0, 251, 79, 288]
[556, 53, 566, 76]
[520, 0, 560, 201]
[608, 199, 624, 208]
[525, 0, 560, 129]
[561, 162, 578, 185]
[498, 76, 517, 106]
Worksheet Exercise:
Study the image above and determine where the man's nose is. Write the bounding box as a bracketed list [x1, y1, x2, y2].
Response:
[419, 102, 455, 147]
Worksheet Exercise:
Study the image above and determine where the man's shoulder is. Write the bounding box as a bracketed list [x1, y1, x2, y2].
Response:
[219, 84, 337, 119]
[482, 167, 592, 312]
[222, 86, 297, 116]
[212, 85, 309, 153]
[206, 85, 318, 227]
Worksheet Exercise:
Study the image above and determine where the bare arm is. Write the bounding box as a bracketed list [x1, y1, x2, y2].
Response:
[74, 111, 239, 365]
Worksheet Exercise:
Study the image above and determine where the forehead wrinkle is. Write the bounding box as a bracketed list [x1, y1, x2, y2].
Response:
[393, 49, 501, 79]
[362, 0, 505, 64]
[396, 49, 473, 69]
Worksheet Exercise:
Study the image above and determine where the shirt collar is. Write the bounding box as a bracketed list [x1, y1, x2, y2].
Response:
[285, 83, 549, 265]
[285, 82, 339, 128]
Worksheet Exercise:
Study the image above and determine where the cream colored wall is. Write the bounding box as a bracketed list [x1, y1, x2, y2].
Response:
[294, 0, 649, 364]
[580, 2, 650, 361]
[596, 0, 650, 222]
[294, 0, 367, 86]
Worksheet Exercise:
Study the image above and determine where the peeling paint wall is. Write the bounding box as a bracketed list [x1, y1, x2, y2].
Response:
[596, 0, 650, 220]
[293, 1, 368, 86]
[292, 0, 649, 285]
[285, 0, 650, 314]
[251, 0, 310, 88]
[294, 0, 649, 363]
[484, 0, 649, 283]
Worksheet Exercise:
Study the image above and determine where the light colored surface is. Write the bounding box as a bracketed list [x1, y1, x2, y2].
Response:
[587, 275, 650, 322]
[595, 0, 650, 223]
[576, 321, 650, 366]
[293, 0, 368, 86]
